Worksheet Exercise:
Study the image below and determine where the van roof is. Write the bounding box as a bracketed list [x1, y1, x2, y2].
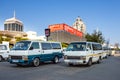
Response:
[70, 41, 101, 44]
[18, 40, 61, 43]
[0, 44, 7, 46]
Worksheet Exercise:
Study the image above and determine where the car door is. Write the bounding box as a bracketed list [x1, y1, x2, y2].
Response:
[41, 42, 53, 61]
[28, 42, 41, 60]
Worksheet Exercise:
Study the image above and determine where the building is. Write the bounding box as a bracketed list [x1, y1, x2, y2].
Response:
[0, 12, 27, 44]
[4, 12, 23, 32]
[72, 16, 86, 35]
[26, 31, 46, 41]
[48, 23, 86, 43]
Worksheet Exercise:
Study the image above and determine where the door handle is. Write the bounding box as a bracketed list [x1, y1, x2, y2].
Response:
[42, 50, 44, 53]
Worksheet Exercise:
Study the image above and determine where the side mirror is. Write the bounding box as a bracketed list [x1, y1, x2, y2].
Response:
[29, 47, 33, 50]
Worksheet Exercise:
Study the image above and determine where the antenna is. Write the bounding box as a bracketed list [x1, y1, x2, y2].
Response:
[13, 10, 16, 18]
[96, 27, 99, 34]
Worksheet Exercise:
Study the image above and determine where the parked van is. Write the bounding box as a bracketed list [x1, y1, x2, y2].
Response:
[63, 41, 103, 66]
[8, 40, 63, 67]
[0, 44, 10, 61]
[102, 47, 112, 57]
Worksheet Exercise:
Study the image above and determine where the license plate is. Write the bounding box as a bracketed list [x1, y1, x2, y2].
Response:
[12, 60, 19, 62]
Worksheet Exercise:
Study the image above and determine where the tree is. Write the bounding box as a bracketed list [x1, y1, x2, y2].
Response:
[85, 30, 105, 44]
[0, 35, 11, 44]
[0, 36, 3, 43]
[114, 43, 119, 50]
[15, 37, 28, 42]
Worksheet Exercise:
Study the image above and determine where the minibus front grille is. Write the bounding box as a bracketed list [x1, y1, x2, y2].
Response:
[67, 56, 80, 59]
[11, 56, 22, 60]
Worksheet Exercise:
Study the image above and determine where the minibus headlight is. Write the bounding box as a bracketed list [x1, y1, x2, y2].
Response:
[8, 55, 11, 59]
[22, 55, 28, 60]
[80, 56, 86, 60]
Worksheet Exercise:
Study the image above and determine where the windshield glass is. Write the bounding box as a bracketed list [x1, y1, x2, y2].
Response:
[66, 42, 86, 51]
[11, 41, 31, 50]
[0, 45, 7, 50]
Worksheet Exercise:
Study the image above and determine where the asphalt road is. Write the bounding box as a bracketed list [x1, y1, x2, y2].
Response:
[0, 56, 120, 80]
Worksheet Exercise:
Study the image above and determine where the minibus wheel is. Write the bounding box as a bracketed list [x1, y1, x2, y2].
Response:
[33, 58, 40, 67]
[0, 56, 3, 62]
[97, 57, 101, 64]
[68, 63, 73, 66]
[87, 58, 92, 66]
[16, 64, 23, 67]
[53, 56, 59, 64]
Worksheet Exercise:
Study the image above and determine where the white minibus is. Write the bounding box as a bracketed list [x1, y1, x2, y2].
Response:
[9, 40, 63, 67]
[64, 41, 103, 66]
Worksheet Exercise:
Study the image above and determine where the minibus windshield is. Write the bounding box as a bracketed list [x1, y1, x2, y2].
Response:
[66, 42, 86, 51]
[11, 41, 31, 50]
[0, 45, 7, 50]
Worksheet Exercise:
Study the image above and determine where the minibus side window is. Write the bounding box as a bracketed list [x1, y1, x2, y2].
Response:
[41, 43, 52, 50]
[51, 43, 61, 49]
[30, 42, 39, 49]
[97, 44, 102, 50]
[92, 44, 102, 50]
[92, 44, 97, 50]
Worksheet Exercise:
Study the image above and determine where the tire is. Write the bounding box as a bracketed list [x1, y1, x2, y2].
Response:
[33, 58, 40, 67]
[53, 56, 59, 64]
[97, 57, 101, 64]
[105, 55, 108, 59]
[68, 63, 73, 66]
[16, 64, 23, 67]
[0, 56, 3, 62]
[87, 58, 92, 66]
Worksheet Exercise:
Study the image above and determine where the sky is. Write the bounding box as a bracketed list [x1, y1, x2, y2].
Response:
[0, 0, 120, 45]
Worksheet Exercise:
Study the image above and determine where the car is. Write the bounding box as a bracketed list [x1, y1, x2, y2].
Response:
[0, 44, 10, 61]
[64, 41, 103, 66]
[9, 40, 63, 67]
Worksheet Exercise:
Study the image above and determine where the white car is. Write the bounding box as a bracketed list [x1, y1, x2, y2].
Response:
[0, 44, 10, 61]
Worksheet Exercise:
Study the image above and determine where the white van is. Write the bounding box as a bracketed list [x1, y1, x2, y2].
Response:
[0, 44, 10, 61]
[8, 40, 63, 67]
[64, 41, 103, 66]
[102, 47, 112, 59]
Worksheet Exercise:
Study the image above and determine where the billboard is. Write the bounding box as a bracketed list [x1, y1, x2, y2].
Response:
[49, 23, 83, 37]
[49, 24, 64, 32]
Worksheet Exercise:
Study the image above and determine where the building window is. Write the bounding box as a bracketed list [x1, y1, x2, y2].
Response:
[8, 24, 10, 30]
[4, 24, 7, 30]
[21, 25, 23, 31]
[12, 23, 15, 31]
[18, 25, 21, 31]
[16, 24, 18, 31]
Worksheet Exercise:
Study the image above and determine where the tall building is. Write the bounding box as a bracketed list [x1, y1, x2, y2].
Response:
[72, 16, 86, 34]
[0, 11, 27, 44]
[48, 23, 86, 43]
[4, 11, 23, 32]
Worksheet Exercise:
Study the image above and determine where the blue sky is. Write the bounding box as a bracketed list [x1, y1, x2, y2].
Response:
[0, 0, 120, 44]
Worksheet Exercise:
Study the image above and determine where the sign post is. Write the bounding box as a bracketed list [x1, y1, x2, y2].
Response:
[45, 29, 50, 41]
